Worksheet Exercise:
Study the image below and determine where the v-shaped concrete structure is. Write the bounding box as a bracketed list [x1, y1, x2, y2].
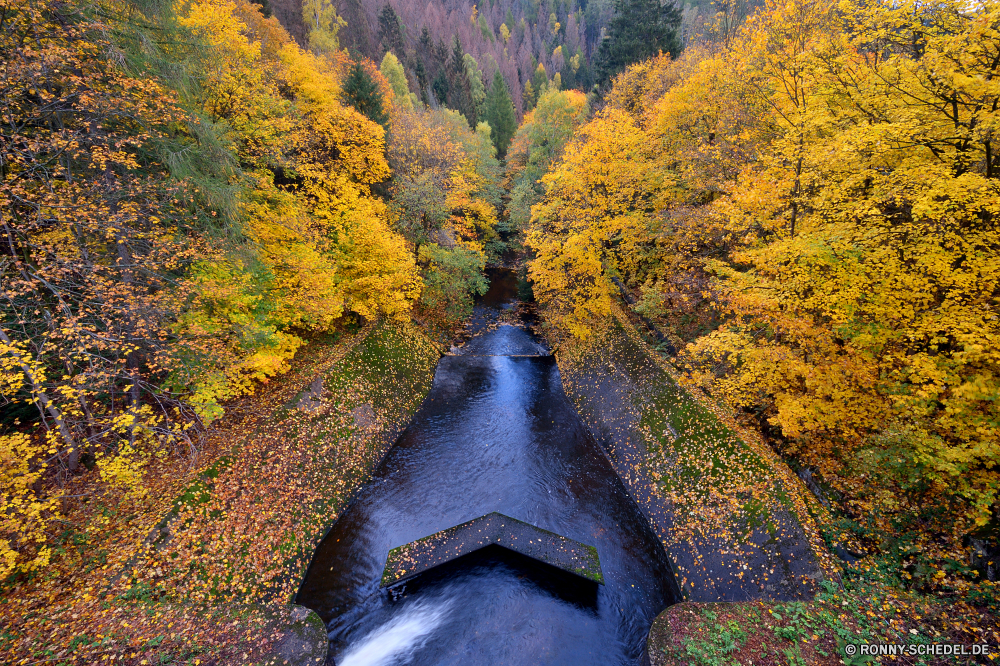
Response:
[380, 512, 604, 587]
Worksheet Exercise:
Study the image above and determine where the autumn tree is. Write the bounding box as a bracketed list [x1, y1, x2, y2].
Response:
[381, 51, 414, 110]
[506, 87, 589, 231]
[385, 102, 502, 323]
[528, 0, 1000, 554]
[302, 0, 346, 53]
[0, 0, 421, 575]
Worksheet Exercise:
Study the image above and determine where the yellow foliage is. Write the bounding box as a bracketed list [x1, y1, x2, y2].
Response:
[0, 433, 56, 579]
[527, 107, 671, 336]
[166, 0, 419, 420]
[528, 0, 1000, 535]
[302, 0, 347, 54]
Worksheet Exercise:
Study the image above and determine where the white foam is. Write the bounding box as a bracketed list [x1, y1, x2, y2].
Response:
[338, 599, 452, 666]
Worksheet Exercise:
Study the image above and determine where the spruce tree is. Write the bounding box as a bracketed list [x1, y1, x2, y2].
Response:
[432, 70, 449, 106]
[415, 59, 430, 106]
[485, 70, 517, 158]
[464, 54, 487, 122]
[378, 4, 406, 58]
[342, 62, 389, 128]
[595, 0, 681, 83]
[250, 0, 271, 17]
[447, 38, 476, 127]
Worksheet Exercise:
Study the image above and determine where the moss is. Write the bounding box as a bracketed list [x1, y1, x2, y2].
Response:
[554, 306, 826, 600]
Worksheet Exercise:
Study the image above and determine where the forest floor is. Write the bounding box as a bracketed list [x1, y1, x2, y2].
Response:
[647, 579, 998, 666]
[0, 319, 441, 666]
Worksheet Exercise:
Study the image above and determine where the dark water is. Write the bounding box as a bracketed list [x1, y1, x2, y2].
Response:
[296, 269, 679, 666]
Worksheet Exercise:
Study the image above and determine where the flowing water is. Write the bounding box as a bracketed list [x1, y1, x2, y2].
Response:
[296, 268, 680, 665]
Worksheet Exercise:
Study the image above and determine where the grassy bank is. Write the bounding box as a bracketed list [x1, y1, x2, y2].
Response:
[648, 572, 998, 666]
[0, 319, 441, 665]
[553, 304, 831, 601]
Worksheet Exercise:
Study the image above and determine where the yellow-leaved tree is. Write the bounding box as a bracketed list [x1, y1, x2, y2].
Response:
[169, 0, 419, 419]
[527, 0, 1000, 552]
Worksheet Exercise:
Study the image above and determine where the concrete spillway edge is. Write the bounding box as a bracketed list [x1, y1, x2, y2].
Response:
[381, 512, 604, 587]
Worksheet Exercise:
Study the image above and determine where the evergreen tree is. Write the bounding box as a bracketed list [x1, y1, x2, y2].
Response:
[378, 3, 406, 57]
[434, 38, 449, 68]
[447, 37, 476, 127]
[464, 54, 487, 122]
[595, 0, 681, 83]
[432, 70, 449, 106]
[250, 0, 271, 17]
[485, 70, 517, 158]
[342, 62, 389, 128]
[415, 59, 430, 106]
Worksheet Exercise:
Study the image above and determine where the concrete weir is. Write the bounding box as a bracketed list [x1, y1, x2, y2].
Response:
[380, 512, 605, 587]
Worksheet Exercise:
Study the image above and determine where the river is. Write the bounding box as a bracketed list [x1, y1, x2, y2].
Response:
[296, 268, 680, 665]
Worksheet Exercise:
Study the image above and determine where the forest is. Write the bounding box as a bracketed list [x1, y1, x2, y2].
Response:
[1, 0, 998, 662]
[527, 0, 1000, 580]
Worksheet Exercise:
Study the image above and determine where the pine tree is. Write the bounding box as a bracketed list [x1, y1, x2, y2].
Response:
[486, 70, 517, 158]
[447, 37, 476, 127]
[378, 3, 406, 58]
[342, 62, 389, 128]
[595, 0, 681, 83]
[464, 54, 487, 122]
[415, 59, 430, 106]
[432, 70, 449, 106]
[250, 0, 271, 18]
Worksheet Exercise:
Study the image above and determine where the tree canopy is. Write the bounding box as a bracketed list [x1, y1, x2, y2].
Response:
[529, 0, 1000, 554]
[342, 61, 391, 128]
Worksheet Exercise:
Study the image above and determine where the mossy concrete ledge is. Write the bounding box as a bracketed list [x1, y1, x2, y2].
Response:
[258, 604, 329, 666]
[380, 512, 604, 586]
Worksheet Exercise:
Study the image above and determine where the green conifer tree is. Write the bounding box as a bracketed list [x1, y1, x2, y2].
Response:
[447, 38, 476, 127]
[415, 59, 430, 106]
[378, 4, 406, 57]
[595, 0, 681, 83]
[485, 70, 517, 158]
[342, 62, 389, 128]
[464, 54, 487, 122]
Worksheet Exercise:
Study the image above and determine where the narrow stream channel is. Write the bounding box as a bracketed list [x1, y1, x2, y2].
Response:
[297, 268, 680, 665]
